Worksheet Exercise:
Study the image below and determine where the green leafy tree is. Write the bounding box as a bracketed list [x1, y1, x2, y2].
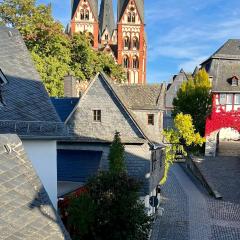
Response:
[108, 132, 126, 174]
[173, 69, 212, 136]
[67, 133, 151, 240]
[161, 113, 205, 184]
[0, 0, 126, 96]
[68, 172, 152, 240]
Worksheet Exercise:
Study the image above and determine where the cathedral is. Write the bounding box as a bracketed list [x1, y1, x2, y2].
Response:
[69, 0, 147, 85]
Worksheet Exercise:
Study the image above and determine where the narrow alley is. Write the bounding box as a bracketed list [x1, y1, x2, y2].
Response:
[151, 164, 240, 240]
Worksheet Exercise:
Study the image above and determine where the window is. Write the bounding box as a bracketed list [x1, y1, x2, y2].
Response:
[123, 55, 129, 68]
[152, 151, 157, 171]
[235, 94, 240, 104]
[132, 37, 139, 49]
[93, 110, 101, 122]
[105, 34, 109, 41]
[219, 94, 226, 105]
[124, 36, 130, 49]
[128, 12, 132, 22]
[232, 78, 238, 86]
[85, 10, 89, 20]
[132, 12, 136, 22]
[148, 114, 154, 125]
[227, 94, 233, 105]
[132, 56, 139, 69]
[80, 9, 84, 20]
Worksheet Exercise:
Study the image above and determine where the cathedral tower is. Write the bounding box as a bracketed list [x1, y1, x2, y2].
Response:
[99, 0, 117, 45]
[117, 0, 147, 84]
[68, 0, 147, 85]
[70, 0, 99, 49]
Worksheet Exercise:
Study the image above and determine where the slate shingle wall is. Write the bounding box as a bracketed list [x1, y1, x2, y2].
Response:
[68, 76, 143, 140]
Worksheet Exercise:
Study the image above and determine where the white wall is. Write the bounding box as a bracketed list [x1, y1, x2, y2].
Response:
[22, 140, 57, 209]
[219, 128, 240, 141]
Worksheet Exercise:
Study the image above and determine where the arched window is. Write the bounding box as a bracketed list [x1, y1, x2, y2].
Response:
[123, 55, 129, 68]
[80, 9, 84, 20]
[128, 12, 132, 23]
[132, 56, 139, 69]
[85, 10, 89, 20]
[132, 37, 139, 49]
[132, 12, 136, 23]
[105, 34, 109, 41]
[124, 36, 130, 49]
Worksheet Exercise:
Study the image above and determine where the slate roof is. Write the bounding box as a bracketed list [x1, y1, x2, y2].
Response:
[51, 97, 79, 122]
[116, 84, 165, 110]
[0, 27, 66, 138]
[99, 0, 115, 36]
[99, 72, 165, 145]
[201, 39, 240, 92]
[118, 0, 144, 23]
[202, 39, 240, 64]
[72, 0, 98, 20]
[210, 62, 240, 92]
[165, 69, 190, 109]
[0, 134, 71, 239]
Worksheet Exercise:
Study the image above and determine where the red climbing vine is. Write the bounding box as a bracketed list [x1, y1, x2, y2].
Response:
[205, 106, 240, 136]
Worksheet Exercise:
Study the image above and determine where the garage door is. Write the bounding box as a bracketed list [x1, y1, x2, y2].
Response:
[57, 150, 102, 182]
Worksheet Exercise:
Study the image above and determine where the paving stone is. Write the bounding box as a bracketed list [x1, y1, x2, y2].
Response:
[151, 164, 240, 240]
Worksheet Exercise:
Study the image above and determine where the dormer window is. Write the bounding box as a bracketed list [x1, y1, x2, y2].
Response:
[232, 76, 238, 86]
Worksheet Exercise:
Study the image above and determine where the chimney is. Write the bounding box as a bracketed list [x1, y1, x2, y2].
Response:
[64, 74, 77, 97]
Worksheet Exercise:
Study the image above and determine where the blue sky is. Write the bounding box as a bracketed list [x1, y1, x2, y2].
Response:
[37, 0, 240, 84]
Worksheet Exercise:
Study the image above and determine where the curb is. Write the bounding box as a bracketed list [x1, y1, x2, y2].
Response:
[184, 157, 222, 200]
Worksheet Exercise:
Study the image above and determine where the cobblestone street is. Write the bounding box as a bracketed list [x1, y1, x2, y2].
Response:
[151, 164, 240, 240]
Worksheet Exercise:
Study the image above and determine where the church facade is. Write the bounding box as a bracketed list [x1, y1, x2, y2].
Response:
[69, 0, 147, 85]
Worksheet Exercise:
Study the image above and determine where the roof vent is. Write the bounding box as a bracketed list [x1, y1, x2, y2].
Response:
[8, 31, 13, 37]
[4, 144, 12, 154]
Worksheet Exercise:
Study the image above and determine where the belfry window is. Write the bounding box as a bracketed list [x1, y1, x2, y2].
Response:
[132, 37, 139, 49]
[132, 56, 139, 69]
[128, 12, 132, 23]
[80, 9, 84, 20]
[123, 56, 129, 68]
[124, 36, 130, 49]
[105, 34, 109, 41]
[132, 12, 136, 23]
[85, 10, 89, 20]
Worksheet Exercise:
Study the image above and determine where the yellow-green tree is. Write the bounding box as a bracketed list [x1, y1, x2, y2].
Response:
[161, 113, 205, 184]
[173, 69, 212, 136]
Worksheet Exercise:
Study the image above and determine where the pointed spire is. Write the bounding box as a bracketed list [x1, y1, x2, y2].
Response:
[99, 0, 115, 36]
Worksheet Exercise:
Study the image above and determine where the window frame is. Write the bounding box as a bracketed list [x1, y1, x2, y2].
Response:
[148, 114, 155, 125]
[93, 110, 101, 122]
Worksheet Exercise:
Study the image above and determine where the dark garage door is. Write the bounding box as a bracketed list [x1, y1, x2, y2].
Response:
[57, 150, 102, 182]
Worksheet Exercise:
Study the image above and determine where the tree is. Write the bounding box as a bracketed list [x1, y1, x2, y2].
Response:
[161, 113, 205, 184]
[108, 132, 126, 174]
[68, 172, 152, 240]
[0, 0, 127, 96]
[173, 69, 212, 136]
[0, 0, 71, 96]
[67, 133, 152, 240]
